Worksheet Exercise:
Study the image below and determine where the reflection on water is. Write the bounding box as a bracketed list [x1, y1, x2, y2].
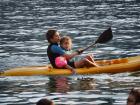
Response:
[48, 77, 96, 93]
[48, 77, 70, 93]
[0, 75, 139, 105]
[73, 78, 96, 90]
[0, 0, 140, 104]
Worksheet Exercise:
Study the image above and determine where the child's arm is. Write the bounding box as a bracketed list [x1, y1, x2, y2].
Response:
[63, 52, 78, 60]
[65, 65, 76, 74]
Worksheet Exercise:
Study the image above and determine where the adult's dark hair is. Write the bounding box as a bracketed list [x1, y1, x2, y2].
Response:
[129, 88, 140, 103]
[46, 29, 57, 43]
[36, 98, 53, 105]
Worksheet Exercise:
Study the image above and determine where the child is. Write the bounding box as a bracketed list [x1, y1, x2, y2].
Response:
[59, 36, 98, 68]
[54, 36, 77, 74]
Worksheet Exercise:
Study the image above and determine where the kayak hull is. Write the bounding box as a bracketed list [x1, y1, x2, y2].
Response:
[1, 55, 140, 76]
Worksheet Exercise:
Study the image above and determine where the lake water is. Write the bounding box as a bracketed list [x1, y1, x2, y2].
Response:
[0, 0, 140, 105]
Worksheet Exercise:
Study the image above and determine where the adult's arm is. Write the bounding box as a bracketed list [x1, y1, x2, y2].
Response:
[51, 45, 65, 55]
[51, 45, 79, 60]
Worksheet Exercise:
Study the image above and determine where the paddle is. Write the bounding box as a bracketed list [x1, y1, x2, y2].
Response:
[79, 27, 113, 53]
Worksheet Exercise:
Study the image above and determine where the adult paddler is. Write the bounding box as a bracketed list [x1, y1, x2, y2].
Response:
[46, 29, 98, 70]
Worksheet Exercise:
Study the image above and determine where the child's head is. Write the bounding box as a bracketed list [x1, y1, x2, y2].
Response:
[60, 36, 72, 50]
[46, 29, 61, 43]
[36, 98, 54, 105]
[127, 88, 140, 105]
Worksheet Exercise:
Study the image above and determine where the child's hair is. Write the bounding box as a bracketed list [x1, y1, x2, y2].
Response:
[36, 98, 53, 105]
[46, 29, 57, 43]
[60, 36, 72, 45]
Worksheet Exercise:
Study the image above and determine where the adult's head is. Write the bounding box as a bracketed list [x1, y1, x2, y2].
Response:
[46, 29, 61, 43]
[36, 98, 54, 105]
[127, 88, 140, 105]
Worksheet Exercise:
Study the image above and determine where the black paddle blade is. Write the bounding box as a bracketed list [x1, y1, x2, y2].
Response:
[95, 27, 113, 44]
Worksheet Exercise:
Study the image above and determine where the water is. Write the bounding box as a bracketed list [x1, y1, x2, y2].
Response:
[0, 0, 140, 104]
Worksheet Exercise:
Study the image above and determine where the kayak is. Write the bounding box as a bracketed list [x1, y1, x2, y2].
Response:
[0, 55, 140, 76]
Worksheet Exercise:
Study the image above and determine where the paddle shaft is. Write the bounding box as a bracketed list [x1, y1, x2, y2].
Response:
[82, 43, 96, 52]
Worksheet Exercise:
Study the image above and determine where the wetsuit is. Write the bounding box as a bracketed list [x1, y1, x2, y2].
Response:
[47, 43, 75, 68]
[47, 43, 64, 68]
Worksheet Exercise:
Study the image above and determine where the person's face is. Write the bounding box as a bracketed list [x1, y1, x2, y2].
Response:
[50, 32, 61, 43]
[127, 94, 136, 105]
[61, 40, 72, 50]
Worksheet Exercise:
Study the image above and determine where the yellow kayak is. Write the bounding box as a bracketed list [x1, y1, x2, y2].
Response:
[0, 55, 140, 76]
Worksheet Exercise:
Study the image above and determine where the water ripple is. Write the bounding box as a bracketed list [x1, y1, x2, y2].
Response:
[0, 0, 140, 105]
